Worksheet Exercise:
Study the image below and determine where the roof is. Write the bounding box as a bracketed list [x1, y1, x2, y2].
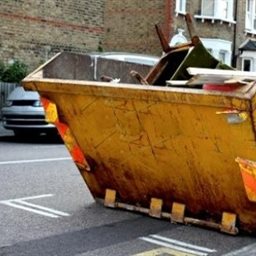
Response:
[239, 39, 256, 51]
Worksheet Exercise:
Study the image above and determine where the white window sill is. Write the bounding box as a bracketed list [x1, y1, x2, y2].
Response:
[175, 11, 186, 16]
[245, 29, 256, 35]
[194, 15, 236, 26]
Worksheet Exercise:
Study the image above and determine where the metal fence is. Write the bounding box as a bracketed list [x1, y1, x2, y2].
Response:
[0, 82, 18, 119]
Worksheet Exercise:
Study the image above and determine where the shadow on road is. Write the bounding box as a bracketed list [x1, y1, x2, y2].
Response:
[0, 133, 63, 144]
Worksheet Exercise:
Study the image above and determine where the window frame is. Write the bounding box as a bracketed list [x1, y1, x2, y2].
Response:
[194, 0, 235, 24]
[242, 58, 253, 71]
[175, 0, 186, 14]
[201, 38, 232, 65]
[201, 0, 215, 17]
[245, 0, 256, 33]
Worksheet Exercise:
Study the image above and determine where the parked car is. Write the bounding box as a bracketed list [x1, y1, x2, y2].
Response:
[1, 86, 56, 136]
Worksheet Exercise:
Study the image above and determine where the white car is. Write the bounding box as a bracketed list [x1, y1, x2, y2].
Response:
[1, 86, 56, 136]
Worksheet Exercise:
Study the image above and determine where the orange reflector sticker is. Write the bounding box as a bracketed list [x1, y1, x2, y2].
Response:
[41, 97, 58, 123]
[236, 157, 256, 202]
[41, 97, 90, 171]
[56, 122, 69, 137]
[72, 145, 86, 165]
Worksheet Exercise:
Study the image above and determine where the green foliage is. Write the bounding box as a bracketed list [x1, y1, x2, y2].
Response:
[0, 60, 28, 83]
[97, 41, 103, 52]
[0, 61, 5, 81]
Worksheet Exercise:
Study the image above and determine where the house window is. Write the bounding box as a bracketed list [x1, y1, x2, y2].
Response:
[201, 0, 234, 20]
[176, 0, 186, 13]
[246, 0, 256, 31]
[242, 58, 253, 71]
[201, 38, 232, 65]
[202, 0, 215, 16]
[219, 50, 228, 63]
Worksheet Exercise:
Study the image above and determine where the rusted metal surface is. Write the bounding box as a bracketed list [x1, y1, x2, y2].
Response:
[22, 53, 256, 233]
[21, 14, 256, 234]
[41, 97, 90, 172]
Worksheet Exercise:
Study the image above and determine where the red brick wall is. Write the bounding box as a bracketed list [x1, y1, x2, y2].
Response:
[103, 0, 174, 56]
[0, 0, 175, 70]
[0, 0, 104, 70]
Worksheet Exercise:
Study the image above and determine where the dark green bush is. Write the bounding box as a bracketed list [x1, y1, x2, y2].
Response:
[1, 60, 28, 83]
[0, 61, 5, 81]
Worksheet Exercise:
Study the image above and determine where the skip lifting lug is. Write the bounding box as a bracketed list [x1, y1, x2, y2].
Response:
[104, 189, 117, 208]
[220, 212, 238, 235]
[103, 189, 239, 235]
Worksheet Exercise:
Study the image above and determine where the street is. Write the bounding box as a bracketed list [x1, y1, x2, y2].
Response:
[0, 125, 256, 256]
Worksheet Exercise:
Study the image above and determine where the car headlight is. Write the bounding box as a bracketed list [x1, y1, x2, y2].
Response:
[4, 100, 13, 107]
[33, 100, 43, 107]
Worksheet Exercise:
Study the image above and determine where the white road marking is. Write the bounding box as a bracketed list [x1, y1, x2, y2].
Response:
[0, 194, 70, 218]
[133, 247, 199, 256]
[14, 200, 70, 216]
[5, 194, 54, 201]
[150, 235, 216, 253]
[222, 243, 256, 255]
[140, 237, 207, 256]
[139, 234, 216, 256]
[0, 201, 60, 218]
[0, 157, 72, 165]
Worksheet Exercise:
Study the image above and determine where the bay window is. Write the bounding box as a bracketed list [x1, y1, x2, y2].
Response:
[176, 0, 186, 14]
[246, 0, 256, 32]
[197, 0, 234, 22]
[201, 38, 232, 65]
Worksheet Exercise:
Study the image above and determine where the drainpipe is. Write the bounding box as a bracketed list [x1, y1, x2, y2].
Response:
[232, 0, 238, 67]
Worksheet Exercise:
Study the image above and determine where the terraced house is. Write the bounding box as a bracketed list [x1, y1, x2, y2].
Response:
[1, 0, 256, 71]
[173, 0, 256, 71]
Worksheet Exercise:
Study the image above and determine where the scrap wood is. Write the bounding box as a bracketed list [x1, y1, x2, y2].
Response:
[187, 75, 248, 86]
[130, 70, 149, 85]
[187, 67, 256, 78]
[186, 67, 256, 86]
[155, 23, 194, 54]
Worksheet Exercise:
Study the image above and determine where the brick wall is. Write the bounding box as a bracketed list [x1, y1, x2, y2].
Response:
[103, 0, 174, 56]
[0, 0, 104, 70]
[1, 0, 247, 71]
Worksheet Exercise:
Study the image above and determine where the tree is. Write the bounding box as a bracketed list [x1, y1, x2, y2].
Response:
[1, 60, 28, 83]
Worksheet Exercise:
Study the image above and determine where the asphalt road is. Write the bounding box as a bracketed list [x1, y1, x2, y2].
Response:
[0, 123, 256, 256]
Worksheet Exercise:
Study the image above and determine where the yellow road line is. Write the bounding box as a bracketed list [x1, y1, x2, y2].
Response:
[133, 247, 201, 256]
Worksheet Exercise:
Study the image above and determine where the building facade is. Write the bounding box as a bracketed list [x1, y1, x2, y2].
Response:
[0, 0, 256, 71]
[0, 0, 105, 69]
[173, 0, 256, 71]
[103, 0, 174, 55]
